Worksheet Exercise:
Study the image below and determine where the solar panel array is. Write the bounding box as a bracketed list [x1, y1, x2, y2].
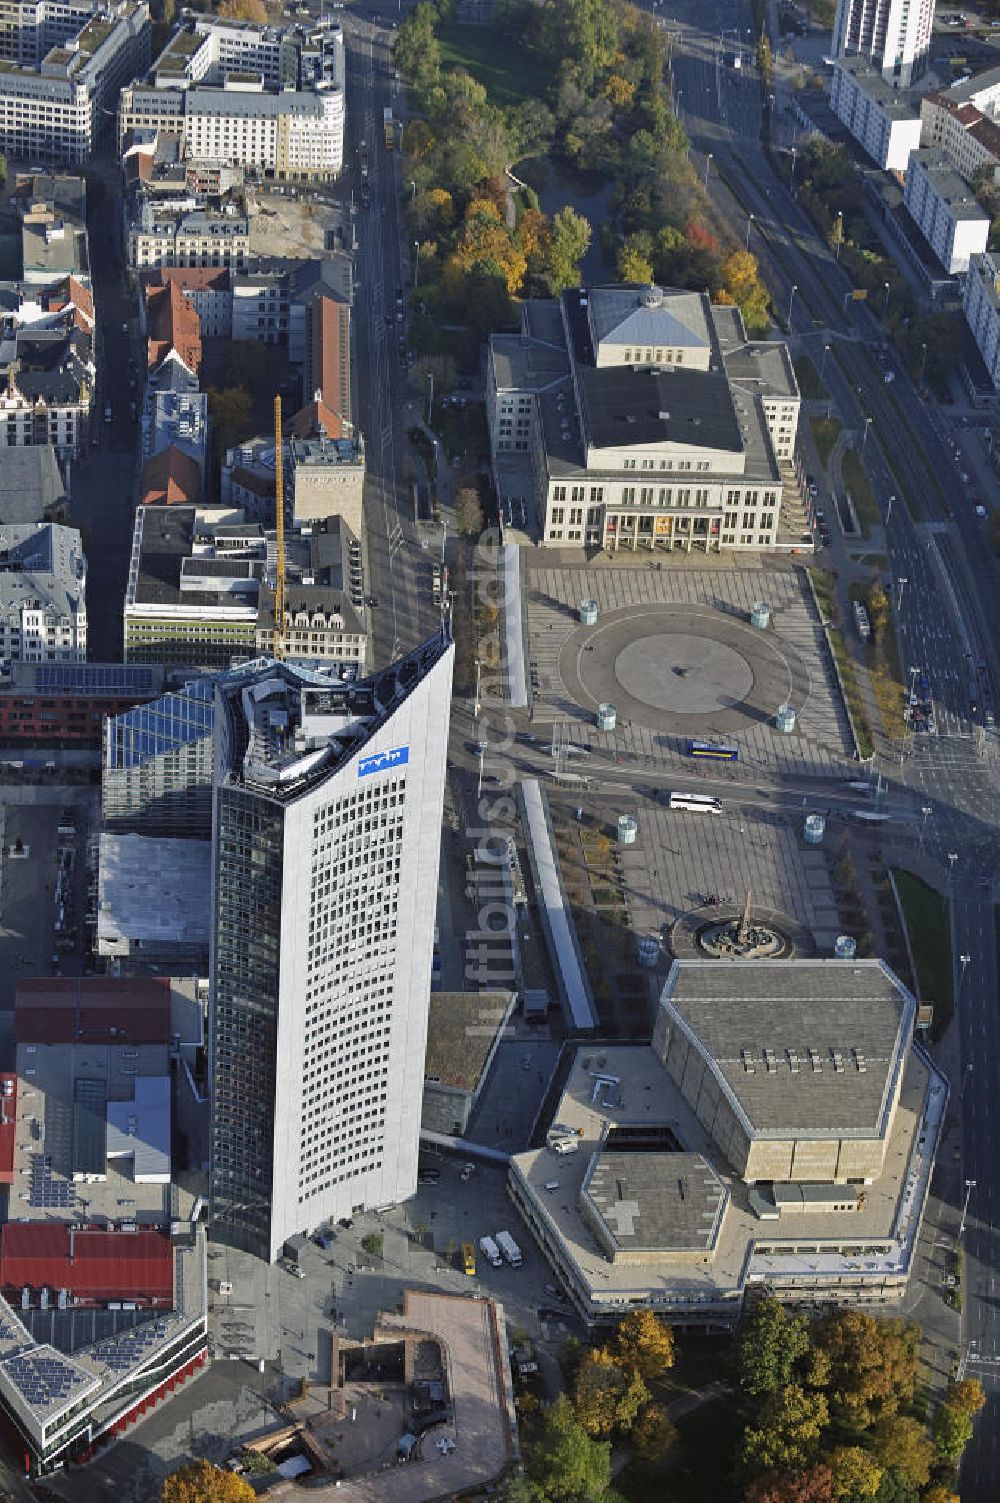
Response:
[93, 1319, 170, 1373]
[30, 664, 159, 695]
[29, 1156, 75, 1209]
[4, 1351, 86, 1410]
[0, 1304, 29, 1356]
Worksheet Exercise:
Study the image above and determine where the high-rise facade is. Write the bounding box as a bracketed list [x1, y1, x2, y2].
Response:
[832, 0, 935, 87]
[208, 633, 454, 1260]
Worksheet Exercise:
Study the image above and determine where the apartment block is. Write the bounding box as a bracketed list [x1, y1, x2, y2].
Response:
[832, 0, 935, 86]
[963, 251, 1000, 390]
[830, 58, 922, 171]
[0, 0, 150, 165]
[208, 635, 453, 1261]
[0, 521, 86, 663]
[128, 203, 249, 274]
[921, 66, 1000, 181]
[487, 284, 799, 552]
[903, 147, 989, 273]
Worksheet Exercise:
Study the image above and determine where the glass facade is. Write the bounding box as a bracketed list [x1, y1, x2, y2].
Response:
[102, 680, 215, 836]
[209, 786, 284, 1257]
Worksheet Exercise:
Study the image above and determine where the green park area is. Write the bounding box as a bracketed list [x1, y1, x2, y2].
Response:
[894, 869, 954, 1037]
[436, 20, 548, 109]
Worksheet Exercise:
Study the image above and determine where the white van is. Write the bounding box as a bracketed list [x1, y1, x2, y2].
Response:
[551, 1137, 580, 1155]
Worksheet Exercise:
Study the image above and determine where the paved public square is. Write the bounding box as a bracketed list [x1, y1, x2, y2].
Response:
[524, 561, 855, 778]
[611, 796, 845, 960]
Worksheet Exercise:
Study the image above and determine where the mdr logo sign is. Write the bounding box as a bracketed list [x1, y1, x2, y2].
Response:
[357, 746, 409, 778]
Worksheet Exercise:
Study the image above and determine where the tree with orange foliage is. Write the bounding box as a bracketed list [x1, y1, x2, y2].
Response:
[161, 1460, 255, 1503]
[216, 0, 267, 21]
[744, 1464, 836, 1503]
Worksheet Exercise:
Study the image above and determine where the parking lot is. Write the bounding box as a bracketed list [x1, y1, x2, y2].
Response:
[208, 1159, 579, 1383]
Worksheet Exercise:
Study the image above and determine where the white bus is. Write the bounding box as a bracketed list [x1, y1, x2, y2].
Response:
[667, 792, 723, 814]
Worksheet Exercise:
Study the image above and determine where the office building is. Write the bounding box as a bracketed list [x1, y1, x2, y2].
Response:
[209, 633, 453, 1261]
[0, 1, 150, 166]
[487, 284, 799, 551]
[921, 65, 1000, 182]
[97, 830, 210, 968]
[831, 0, 935, 87]
[140, 384, 208, 480]
[0, 976, 207, 1476]
[0, 521, 86, 663]
[903, 147, 989, 273]
[963, 251, 1000, 390]
[102, 676, 214, 835]
[509, 959, 946, 1325]
[128, 203, 249, 274]
[123, 504, 366, 669]
[831, 58, 922, 171]
[0, 277, 95, 458]
[221, 424, 365, 535]
[0, 660, 163, 747]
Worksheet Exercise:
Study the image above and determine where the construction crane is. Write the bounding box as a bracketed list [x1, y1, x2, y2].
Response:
[273, 393, 286, 660]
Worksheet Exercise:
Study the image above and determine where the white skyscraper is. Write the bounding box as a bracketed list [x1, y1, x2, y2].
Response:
[208, 632, 453, 1260]
[832, 0, 936, 87]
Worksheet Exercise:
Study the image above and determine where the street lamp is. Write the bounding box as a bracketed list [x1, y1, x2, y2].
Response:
[861, 415, 871, 457]
[883, 280, 891, 320]
[787, 283, 797, 329]
[959, 952, 972, 999]
[895, 575, 908, 614]
[820, 342, 831, 384]
[919, 341, 928, 385]
[833, 210, 843, 259]
[745, 211, 755, 249]
[440, 516, 447, 566]
[919, 804, 932, 850]
[409, 179, 416, 201]
[948, 851, 959, 892]
[959, 1178, 976, 1239]
[413, 239, 420, 289]
[704, 152, 713, 188]
[425, 369, 434, 425]
[884, 492, 895, 530]
[674, 87, 683, 114]
[790, 145, 798, 190]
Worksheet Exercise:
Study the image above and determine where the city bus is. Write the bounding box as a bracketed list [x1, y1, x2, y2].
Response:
[667, 792, 723, 814]
[686, 739, 739, 761]
[461, 1242, 477, 1276]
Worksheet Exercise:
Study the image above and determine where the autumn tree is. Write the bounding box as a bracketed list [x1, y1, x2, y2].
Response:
[617, 234, 655, 284]
[455, 484, 485, 537]
[631, 1401, 677, 1465]
[872, 1415, 934, 1490]
[217, 0, 266, 20]
[814, 1311, 919, 1429]
[444, 200, 527, 299]
[744, 1464, 836, 1503]
[741, 1385, 829, 1475]
[528, 1393, 612, 1503]
[612, 1309, 676, 1381]
[572, 1348, 648, 1438]
[827, 1444, 882, 1500]
[866, 579, 890, 642]
[715, 249, 770, 336]
[923, 1488, 960, 1503]
[207, 386, 253, 465]
[544, 206, 592, 292]
[161, 1460, 255, 1503]
[736, 1297, 811, 1400]
[945, 1377, 986, 1417]
[932, 1400, 975, 1464]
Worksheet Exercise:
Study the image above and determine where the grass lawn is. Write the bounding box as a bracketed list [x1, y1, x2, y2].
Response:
[793, 354, 827, 401]
[809, 415, 842, 467]
[437, 21, 548, 109]
[848, 580, 907, 740]
[894, 870, 954, 1037]
[842, 446, 880, 537]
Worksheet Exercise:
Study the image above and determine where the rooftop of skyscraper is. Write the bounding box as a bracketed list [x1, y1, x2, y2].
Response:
[218, 630, 452, 801]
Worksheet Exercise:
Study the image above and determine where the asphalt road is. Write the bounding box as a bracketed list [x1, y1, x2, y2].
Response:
[673, 16, 1000, 1489]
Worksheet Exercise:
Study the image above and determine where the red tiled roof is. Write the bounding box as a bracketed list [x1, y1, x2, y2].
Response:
[0, 1077, 15, 1187]
[14, 977, 172, 1045]
[286, 397, 345, 441]
[307, 296, 350, 421]
[151, 266, 230, 295]
[0, 1225, 174, 1301]
[140, 445, 201, 507]
[145, 281, 201, 376]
